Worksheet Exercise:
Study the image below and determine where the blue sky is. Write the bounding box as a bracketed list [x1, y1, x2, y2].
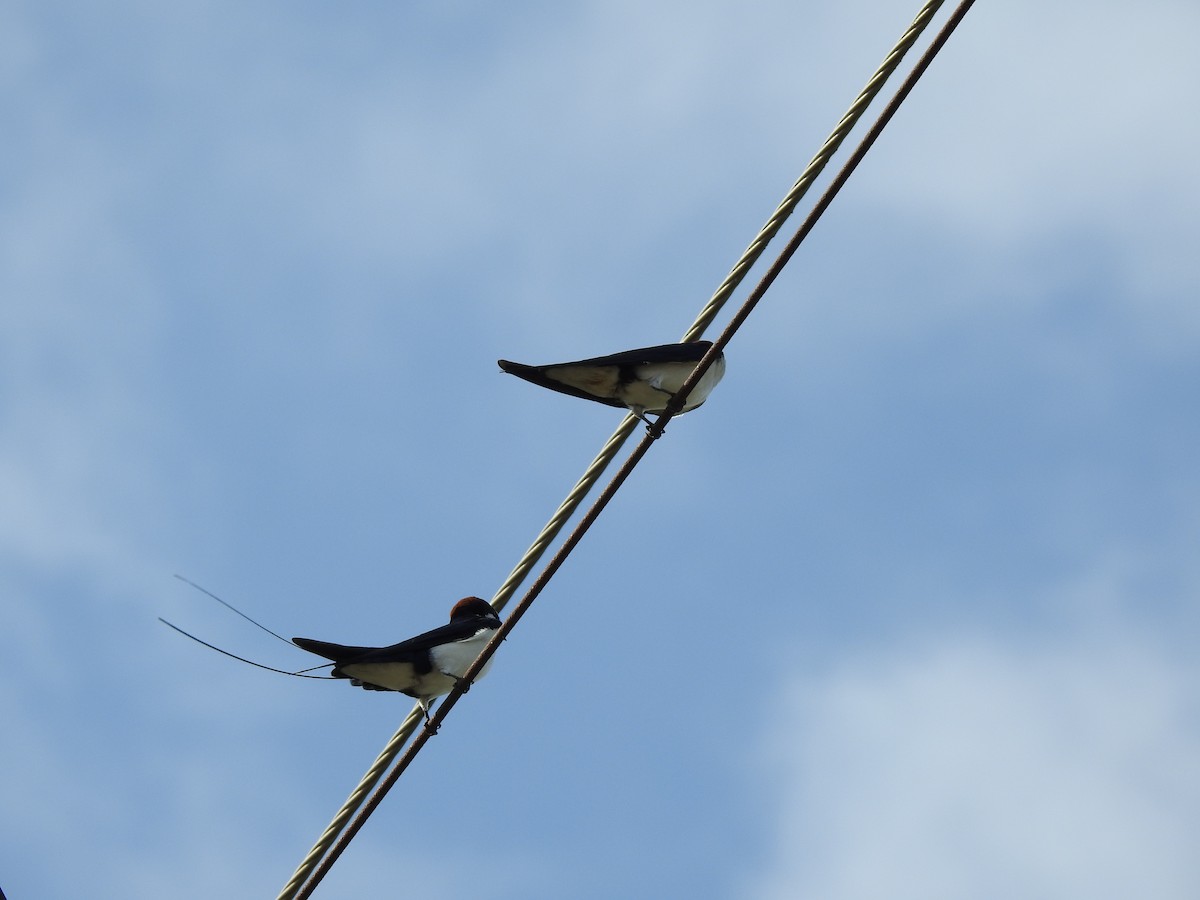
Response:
[3, 0, 1198, 897]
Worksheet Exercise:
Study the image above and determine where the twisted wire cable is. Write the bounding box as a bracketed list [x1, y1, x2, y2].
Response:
[289, 0, 977, 867]
[278, 1, 957, 895]
[681, 0, 945, 343]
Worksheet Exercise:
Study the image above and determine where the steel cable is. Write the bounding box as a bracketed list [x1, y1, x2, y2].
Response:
[278, 0, 967, 895]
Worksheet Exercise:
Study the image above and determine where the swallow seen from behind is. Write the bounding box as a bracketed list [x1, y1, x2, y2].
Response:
[292, 597, 501, 723]
[498, 341, 725, 425]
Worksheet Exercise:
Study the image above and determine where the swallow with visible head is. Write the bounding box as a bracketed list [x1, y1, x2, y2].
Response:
[160, 582, 501, 727]
[498, 341, 725, 425]
[292, 597, 501, 723]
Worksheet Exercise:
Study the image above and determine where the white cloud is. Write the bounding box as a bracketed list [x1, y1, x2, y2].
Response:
[747, 626, 1200, 899]
[853, 1, 1200, 227]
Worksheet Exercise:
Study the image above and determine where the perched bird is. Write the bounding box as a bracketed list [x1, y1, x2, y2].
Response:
[160, 581, 502, 728]
[498, 341, 725, 424]
[292, 597, 502, 723]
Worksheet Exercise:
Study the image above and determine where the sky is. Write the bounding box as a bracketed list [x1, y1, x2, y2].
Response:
[2, 0, 1199, 897]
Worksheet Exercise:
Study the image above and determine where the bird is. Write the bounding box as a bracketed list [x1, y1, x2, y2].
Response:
[160, 580, 501, 728]
[498, 341, 725, 425]
[291, 596, 502, 724]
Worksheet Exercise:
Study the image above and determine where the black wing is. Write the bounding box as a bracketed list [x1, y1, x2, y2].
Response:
[292, 615, 495, 666]
[545, 341, 712, 369]
[290, 637, 378, 662]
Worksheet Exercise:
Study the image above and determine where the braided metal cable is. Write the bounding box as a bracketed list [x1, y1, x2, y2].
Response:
[487, 415, 640, 612]
[289, 0, 975, 861]
[274, 706, 422, 900]
[681, 0, 945, 343]
[278, 2, 955, 895]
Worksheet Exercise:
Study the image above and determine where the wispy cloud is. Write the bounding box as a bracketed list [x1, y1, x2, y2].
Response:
[747, 621, 1200, 899]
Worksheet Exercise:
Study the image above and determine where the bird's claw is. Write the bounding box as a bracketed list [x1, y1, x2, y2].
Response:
[442, 671, 471, 694]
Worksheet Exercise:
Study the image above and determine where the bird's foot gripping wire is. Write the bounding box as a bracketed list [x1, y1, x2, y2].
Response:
[630, 407, 664, 439]
[419, 699, 439, 735]
[442, 671, 471, 694]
